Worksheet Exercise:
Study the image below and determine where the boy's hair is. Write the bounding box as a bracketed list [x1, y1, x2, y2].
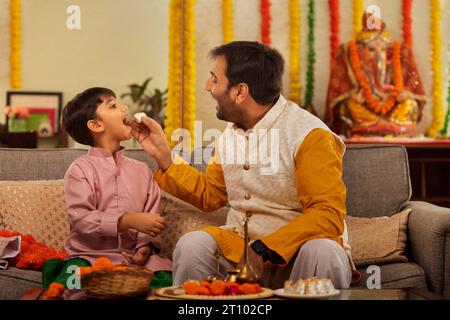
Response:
[62, 87, 116, 146]
[209, 41, 284, 105]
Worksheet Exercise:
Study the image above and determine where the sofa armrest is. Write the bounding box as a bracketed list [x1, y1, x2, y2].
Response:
[406, 201, 450, 297]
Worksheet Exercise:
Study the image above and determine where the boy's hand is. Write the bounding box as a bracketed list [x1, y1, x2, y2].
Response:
[121, 246, 152, 266]
[119, 212, 166, 237]
[130, 117, 172, 171]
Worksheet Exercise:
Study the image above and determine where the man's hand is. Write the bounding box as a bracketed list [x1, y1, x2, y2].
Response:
[130, 117, 172, 171]
[121, 246, 152, 266]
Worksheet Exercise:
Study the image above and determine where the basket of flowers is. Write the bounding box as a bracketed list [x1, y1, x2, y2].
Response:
[80, 257, 153, 299]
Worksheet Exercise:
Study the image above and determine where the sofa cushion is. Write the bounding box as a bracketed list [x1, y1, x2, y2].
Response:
[159, 191, 228, 258]
[343, 145, 411, 217]
[0, 267, 42, 300]
[353, 262, 427, 290]
[0, 180, 69, 250]
[346, 209, 411, 267]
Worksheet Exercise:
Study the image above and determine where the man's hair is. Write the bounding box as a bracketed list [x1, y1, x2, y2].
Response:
[209, 41, 284, 105]
[62, 87, 116, 146]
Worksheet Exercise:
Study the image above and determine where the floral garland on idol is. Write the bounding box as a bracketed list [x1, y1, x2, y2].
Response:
[288, 0, 301, 105]
[10, 0, 21, 89]
[304, 0, 316, 113]
[427, 0, 443, 138]
[260, 0, 271, 46]
[402, 0, 413, 48]
[352, 0, 364, 39]
[349, 41, 403, 115]
[328, 0, 340, 60]
[165, 0, 196, 148]
[222, 0, 233, 43]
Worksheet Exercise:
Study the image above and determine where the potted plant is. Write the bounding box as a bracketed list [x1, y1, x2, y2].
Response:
[121, 77, 168, 128]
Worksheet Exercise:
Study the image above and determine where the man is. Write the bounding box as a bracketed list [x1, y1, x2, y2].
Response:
[132, 41, 359, 289]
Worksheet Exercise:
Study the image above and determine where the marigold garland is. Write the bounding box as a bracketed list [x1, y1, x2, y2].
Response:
[165, 0, 196, 148]
[348, 40, 403, 115]
[0, 230, 67, 271]
[10, 0, 21, 89]
[260, 0, 271, 46]
[288, 0, 301, 105]
[427, 0, 443, 138]
[353, 0, 364, 39]
[402, 0, 413, 48]
[222, 0, 233, 43]
[328, 0, 340, 60]
[304, 0, 316, 107]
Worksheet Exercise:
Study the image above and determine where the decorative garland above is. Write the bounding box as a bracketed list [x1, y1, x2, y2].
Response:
[288, 0, 301, 105]
[304, 0, 316, 110]
[329, 0, 340, 60]
[427, 0, 443, 138]
[260, 0, 271, 46]
[402, 0, 413, 48]
[10, 0, 21, 89]
[222, 0, 233, 43]
[440, 30, 450, 136]
[352, 0, 364, 39]
[165, 0, 196, 148]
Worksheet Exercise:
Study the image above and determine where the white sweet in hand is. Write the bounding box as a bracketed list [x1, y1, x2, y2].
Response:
[134, 112, 147, 123]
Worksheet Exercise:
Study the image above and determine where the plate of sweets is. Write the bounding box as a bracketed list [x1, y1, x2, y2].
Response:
[156, 279, 273, 300]
[274, 277, 340, 299]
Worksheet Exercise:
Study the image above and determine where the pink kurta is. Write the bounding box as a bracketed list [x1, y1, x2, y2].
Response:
[63, 147, 171, 272]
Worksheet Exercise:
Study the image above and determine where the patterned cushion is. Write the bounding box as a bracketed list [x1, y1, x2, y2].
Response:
[346, 209, 411, 267]
[0, 180, 70, 251]
[159, 191, 228, 259]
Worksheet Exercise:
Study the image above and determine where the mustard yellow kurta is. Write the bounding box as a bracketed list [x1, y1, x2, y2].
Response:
[155, 128, 350, 264]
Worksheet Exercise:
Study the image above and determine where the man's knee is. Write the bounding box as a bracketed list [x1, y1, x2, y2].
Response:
[299, 238, 344, 261]
[173, 231, 217, 260]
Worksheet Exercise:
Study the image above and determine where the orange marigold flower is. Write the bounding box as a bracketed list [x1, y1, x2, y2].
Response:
[238, 283, 262, 295]
[183, 280, 199, 295]
[43, 282, 65, 299]
[210, 280, 226, 295]
[93, 257, 114, 269]
[193, 286, 211, 295]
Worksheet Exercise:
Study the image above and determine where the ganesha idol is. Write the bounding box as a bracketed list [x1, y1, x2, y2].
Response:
[325, 13, 426, 137]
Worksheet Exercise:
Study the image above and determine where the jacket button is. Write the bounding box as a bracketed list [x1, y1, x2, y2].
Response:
[245, 210, 253, 217]
[244, 193, 251, 200]
[243, 163, 250, 170]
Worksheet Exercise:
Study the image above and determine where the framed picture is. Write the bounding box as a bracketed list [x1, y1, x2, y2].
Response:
[6, 91, 63, 137]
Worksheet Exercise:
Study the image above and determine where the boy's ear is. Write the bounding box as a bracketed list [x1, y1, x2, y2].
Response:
[87, 119, 104, 133]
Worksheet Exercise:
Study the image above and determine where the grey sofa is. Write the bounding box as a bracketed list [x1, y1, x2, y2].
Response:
[0, 145, 449, 299]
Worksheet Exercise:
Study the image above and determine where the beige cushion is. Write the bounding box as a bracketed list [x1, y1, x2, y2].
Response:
[0, 180, 70, 251]
[346, 208, 411, 267]
[159, 191, 228, 259]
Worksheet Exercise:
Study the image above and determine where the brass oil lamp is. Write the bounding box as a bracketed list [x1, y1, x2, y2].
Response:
[235, 213, 258, 284]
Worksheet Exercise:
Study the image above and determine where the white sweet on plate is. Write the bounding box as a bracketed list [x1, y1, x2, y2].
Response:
[134, 112, 147, 123]
[283, 277, 336, 295]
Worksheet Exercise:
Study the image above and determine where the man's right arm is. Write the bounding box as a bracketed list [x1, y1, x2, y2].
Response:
[132, 116, 228, 212]
[154, 153, 228, 212]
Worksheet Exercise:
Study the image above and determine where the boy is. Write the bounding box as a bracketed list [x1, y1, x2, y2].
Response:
[43, 87, 172, 289]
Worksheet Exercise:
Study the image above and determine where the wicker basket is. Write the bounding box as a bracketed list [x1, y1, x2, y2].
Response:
[81, 265, 153, 299]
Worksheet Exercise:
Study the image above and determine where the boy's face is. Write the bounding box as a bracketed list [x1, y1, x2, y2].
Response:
[93, 95, 132, 142]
